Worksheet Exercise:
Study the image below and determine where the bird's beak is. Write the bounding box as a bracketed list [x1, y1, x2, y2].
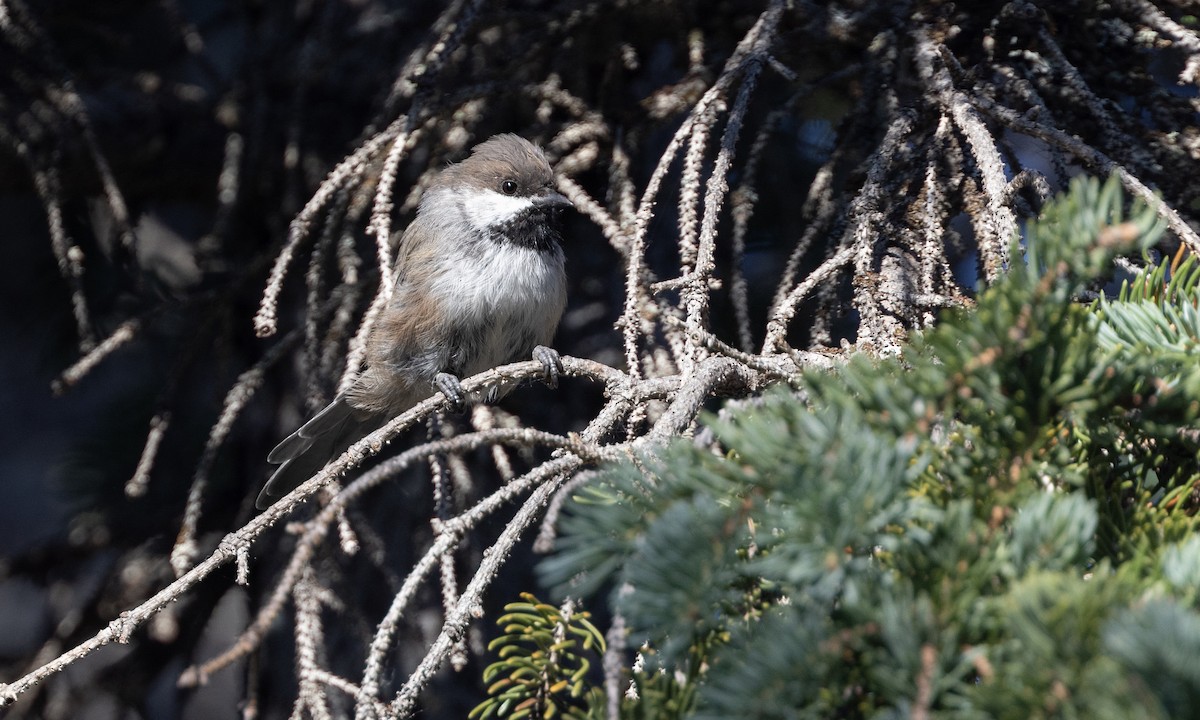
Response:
[533, 189, 573, 211]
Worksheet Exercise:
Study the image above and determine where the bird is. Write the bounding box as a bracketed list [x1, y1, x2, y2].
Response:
[258, 134, 572, 509]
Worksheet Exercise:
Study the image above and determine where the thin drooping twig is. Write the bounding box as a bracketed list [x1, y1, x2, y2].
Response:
[357, 396, 643, 717]
[303, 186, 349, 408]
[171, 329, 302, 577]
[180, 369, 622, 689]
[256, 0, 487, 340]
[2, 0, 136, 263]
[374, 0, 489, 127]
[915, 117, 956, 327]
[255, 118, 413, 339]
[619, 0, 791, 384]
[557, 174, 627, 249]
[764, 246, 856, 354]
[973, 93, 1200, 256]
[1113, 0, 1200, 84]
[770, 153, 840, 314]
[293, 569, 335, 720]
[913, 28, 1015, 282]
[603, 613, 628, 720]
[387, 462, 580, 718]
[30, 163, 95, 351]
[50, 319, 142, 395]
[682, 50, 767, 369]
[126, 411, 170, 498]
[367, 130, 411, 300]
[5, 358, 623, 703]
[847, 107, 918, 356]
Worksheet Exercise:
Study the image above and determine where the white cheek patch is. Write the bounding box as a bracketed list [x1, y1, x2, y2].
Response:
[458, 188, 534, 229]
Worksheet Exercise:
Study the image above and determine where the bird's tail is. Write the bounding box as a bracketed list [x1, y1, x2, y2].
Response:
[258, 396, 369, 509]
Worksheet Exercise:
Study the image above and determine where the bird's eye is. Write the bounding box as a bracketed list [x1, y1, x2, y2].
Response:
[500, 179, 518, 195]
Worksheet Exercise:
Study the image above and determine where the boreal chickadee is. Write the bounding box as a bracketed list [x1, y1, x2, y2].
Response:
[258, 134, 572, 509]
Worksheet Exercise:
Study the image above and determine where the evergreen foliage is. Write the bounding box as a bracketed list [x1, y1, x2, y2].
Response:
[472, 593, 606, 720]
[530, 176, 1200, 718]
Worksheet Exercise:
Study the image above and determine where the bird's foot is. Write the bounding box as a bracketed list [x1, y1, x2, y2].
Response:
[434, 372, 466, 413]
[532, 345, 563, 389]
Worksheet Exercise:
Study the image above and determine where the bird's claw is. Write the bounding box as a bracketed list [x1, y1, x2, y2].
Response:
[434, 372, 466, 413]
[532, 345, 562, 389]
